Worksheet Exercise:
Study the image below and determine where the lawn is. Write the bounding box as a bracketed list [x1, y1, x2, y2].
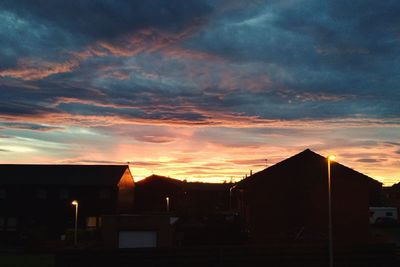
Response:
[0, 253, 54, 267]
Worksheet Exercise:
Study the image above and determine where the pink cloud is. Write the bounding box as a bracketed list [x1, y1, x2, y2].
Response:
[0, 58, 79, 80]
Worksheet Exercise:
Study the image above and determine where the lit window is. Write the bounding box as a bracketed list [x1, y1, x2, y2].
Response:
[0, 189, 5, 199]
[59, 189, 69, 199]
[86, 217, 97, 228]
[6, 217, 17, 231]
[36, 189, 47, 199]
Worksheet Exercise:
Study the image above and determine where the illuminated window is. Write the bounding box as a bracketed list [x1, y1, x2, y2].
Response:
[86, 217, 97, 228]
[59, 189, 69, 199]
[0, 189, 5, 199]
[6, 217, 17, 231]
[36, 189, 47, 199]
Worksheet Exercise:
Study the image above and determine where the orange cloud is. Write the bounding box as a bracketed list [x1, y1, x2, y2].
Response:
[0, 58, 78, 80]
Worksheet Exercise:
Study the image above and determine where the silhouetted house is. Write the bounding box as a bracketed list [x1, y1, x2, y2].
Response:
[382, 182, 400, 210]
[134, 175, 244, 245]
[237, 149, 381, 245]
[368, 178, 383, 206]
[0, 164, 134, 247]
[134, 175, 184, 213]
[134, 174, 232, 216]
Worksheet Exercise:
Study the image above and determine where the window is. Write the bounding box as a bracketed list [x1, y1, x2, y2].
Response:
[369, 211, 374, 217]
[86, 217, 97, 228]
[6, 217, 17, 231]
[59, 189, 69, 199]
[386, 212, 393, 217]
[0, 217, 4, 231]
[36, 189, 47, 199]
[0, 189, 5, 199]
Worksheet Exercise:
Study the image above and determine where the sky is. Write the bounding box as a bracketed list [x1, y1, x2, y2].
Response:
[0, 0, 399, 185]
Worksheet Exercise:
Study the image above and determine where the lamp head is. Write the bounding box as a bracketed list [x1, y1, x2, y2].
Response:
[327, 155, 336, 161]
[71, 200, 78, 206]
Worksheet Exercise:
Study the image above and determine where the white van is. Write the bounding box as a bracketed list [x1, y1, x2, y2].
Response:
[369, 207, 398, 225]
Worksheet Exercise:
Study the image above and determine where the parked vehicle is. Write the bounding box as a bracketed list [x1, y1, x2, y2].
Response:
[369, 207, 399, 226]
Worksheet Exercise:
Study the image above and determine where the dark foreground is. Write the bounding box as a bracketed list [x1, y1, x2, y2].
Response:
[2, 244, 398, 267]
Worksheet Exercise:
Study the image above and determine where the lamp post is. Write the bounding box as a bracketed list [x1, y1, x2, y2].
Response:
[71, 200, 79, 247]
[166, 197, 170, 212]
[229, 185, 237, 211]
[327, 155, 335, 267]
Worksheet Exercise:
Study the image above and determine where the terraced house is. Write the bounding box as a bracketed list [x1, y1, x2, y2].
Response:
[0, 164, 134, 248]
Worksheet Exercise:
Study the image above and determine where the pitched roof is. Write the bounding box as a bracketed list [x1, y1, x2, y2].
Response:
[136, 174, 183, 186]
[0, 164, 129, 186]
[137, 174, 232, 191]
[239, 149, 381, 187]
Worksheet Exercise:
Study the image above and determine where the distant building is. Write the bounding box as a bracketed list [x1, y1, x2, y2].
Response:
[382, 182, 400, 213]
[134, 174, 232, 216]
[236, 149, 382, 245]
[134, 175, 244, 245]
[0, 164, 134, 247]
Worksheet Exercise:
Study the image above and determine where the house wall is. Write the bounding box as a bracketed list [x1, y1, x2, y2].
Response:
[117, 168, 135, 213]
[242, 163, 370, 245]
[0, 184, 120, 246]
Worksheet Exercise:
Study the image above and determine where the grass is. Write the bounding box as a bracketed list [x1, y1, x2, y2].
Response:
[0, 253, 54, 267]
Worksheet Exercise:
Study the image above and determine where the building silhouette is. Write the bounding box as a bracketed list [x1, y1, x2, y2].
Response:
[236, 149, 381, 245]
[0, 164, 134, 248]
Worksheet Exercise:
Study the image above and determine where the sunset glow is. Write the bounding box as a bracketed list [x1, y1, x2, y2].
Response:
[0, 1, 399, 185]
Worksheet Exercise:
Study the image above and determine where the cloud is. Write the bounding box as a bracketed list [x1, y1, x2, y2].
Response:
[356, 158, 386, 163]
[229, 158, 268, 166]
[1, 1, 400, 185]
[0, 122, 64, 131]
[0, 58, 78, 80]
[0, 0, 212, 40]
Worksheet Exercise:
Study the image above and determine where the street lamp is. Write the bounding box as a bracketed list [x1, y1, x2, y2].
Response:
[229, 185, 237, 211]
[71, 200, 79, 247]
[327, 155, 335, 267]
[166, 197, 170, 212]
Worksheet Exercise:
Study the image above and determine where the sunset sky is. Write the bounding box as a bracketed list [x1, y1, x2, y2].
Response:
[0, 1, 399, 185]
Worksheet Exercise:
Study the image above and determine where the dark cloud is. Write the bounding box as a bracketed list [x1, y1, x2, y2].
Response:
[229, 158, 268, 166]
[1, 0, 400, 126]
[0, 0, 212, 40]
[0, 0, 212, 70]
[186, 0, 400, 118]
[0, 122, 63, 131]
[59, 159, 126, 165]
[356, 158, 386, 163]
